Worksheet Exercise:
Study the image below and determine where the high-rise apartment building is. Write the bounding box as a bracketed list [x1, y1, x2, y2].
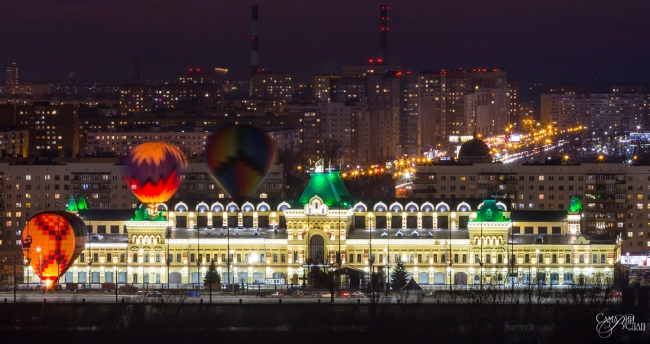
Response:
[5, 63, 18, 85]
[119, 69, 223, 116]
[418, 71, 447, 154]
[541, 85, 645, 133]
[508, 80, 520, 125]
[250, 72, 293, 99]
[320, 102, 356, 164]
[412, 158, 650, 252]
[341, 63, 401, 78]
[352, 101, 393, 164]
[312, 74, 331, 103]
[0, 104, 79, 157]
[0, 129, 29, 157]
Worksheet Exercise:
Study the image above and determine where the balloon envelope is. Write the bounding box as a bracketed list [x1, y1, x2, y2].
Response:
[205, 125, 277, 198]
[123, 141, 188, 204]
[21, 212, 87, 285]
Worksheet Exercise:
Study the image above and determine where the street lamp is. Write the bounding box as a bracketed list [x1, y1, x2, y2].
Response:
[114, 265, 118, 303]
[536, 249, 540, 285]
[196, 227, 200, 290]
[229, 249, 234, 294]
[36, 247, 43, 293]
[56, 200, 61, 290]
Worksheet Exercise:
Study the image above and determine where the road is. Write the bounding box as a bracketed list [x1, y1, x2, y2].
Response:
[0, 290, 620, 305]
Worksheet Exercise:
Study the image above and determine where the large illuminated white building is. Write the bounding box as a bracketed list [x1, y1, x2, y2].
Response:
[31, 171, 620, 290]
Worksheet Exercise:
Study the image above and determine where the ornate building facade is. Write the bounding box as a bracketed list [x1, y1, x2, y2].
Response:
[25, 172, 620, 289]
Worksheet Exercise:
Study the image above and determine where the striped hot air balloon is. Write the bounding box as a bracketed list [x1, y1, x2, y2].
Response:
[204, 125, 277, 198]
[21, 212, 87, 288]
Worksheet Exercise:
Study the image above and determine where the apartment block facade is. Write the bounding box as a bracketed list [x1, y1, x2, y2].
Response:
[412, 161, 650, 252]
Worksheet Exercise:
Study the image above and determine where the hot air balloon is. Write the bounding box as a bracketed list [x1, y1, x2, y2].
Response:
[205, 125, 277, 199]
[123, 141, 188, 216]
[21, 212, 87, 288]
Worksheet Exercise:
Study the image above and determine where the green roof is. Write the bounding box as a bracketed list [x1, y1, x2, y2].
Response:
[469, 199, 509, 223]
[297, 172, 351, 208]
[65, 195, 78, 212]
[78, 194, 88, 210]
[131, 206, 166, 221]
[568, 195, 582, 213]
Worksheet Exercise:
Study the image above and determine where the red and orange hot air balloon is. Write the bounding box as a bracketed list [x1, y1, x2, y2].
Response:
[21, 212, 87, 288]
[123, 141, 188, 216]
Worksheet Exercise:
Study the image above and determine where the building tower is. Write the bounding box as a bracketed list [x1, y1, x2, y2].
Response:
[567, 195, 582, 235]
[379, 5, 388, 63]
[5, 62, 18, 85]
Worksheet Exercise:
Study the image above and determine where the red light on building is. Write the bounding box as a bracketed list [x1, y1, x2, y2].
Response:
[189, 68, 193, 72]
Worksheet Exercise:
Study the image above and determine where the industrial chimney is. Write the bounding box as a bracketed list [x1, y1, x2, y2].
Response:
[379, 5, 388, 63]
[251, 5, 259, 74]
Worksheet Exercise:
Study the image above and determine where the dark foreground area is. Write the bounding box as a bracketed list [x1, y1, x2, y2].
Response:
[0, 299, 648, 344]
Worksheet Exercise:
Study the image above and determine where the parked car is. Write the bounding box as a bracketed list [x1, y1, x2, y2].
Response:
[339, 291, 350, 297]
[292, 291, 304, 297]
[352, 291, 365, 298]
[313, 291, 323, 298]
[188, 291, 201, 297]
[271, 291, 283, 297]
[322, 292, 332, 298]
[256, 291, 267, 297]
[146, 291, 163, 298]
[118, 285, 139, 293]
[608, 290, 622, 298]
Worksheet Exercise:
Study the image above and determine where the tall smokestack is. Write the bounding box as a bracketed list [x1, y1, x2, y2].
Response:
[251, 5, 259, 74]
[379, 5, 388, 63]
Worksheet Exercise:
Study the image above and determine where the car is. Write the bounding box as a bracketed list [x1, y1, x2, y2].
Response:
[322, 292, 332, 298]
[352, 291, 365, 298]
[339, 291, 350, 297]
[256, 291, 267, 297]
[271, 291, 283, 297]
[118, 285, 139, 293]
[188, 291, 201, 297]
[608, 290, 622, 298]
[292, 291, 304, 297]
[313, 291, 323, 298]
[145, 291, 163, 298]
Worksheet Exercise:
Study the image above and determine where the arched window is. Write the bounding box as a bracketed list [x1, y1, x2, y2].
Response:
[309, 235, 325, 265]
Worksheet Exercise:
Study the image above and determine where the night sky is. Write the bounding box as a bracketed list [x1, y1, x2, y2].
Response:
[2, 0, 649, 87]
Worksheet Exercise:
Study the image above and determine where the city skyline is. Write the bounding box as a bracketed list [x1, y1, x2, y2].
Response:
[1, 0, 649, 86]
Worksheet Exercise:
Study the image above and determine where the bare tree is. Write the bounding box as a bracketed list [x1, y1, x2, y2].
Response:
[309, 252, 341, 303]
[320, 137, 342, 167]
